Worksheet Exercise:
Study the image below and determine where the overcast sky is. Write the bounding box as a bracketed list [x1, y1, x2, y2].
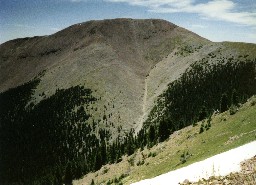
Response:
[1, 0, 256, 44]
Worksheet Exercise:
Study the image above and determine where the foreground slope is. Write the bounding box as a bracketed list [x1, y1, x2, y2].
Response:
[74, 96, 256, 185]
[181, 156, 256, 185]
[132, 141, 256, 185]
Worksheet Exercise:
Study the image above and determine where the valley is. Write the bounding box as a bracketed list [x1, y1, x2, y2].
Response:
[0, 19, 255, 185]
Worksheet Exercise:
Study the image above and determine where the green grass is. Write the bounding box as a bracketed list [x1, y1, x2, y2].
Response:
[74, 96, 256, 185]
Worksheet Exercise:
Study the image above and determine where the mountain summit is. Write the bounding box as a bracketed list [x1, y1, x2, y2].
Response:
[0, 18, 208, 131]
[0, 19, 255, 185]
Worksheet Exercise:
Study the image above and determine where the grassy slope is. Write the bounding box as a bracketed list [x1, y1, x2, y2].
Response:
[74, 96, 256, 185]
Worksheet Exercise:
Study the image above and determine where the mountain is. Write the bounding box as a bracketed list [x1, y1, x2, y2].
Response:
[0, 19, 209, 134]
[0, 18, 255, 185]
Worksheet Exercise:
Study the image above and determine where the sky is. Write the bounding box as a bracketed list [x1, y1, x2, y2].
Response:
[0, 0, 256, 44]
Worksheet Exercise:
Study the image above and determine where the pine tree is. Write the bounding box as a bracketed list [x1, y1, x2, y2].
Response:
[199, 123, 204, 134]
[198, 106, 207, 120]
[206, 115, 212, 130]
[220, 93, 228, 112]
[158, 119, 169, 142]
[231, 89, 239, 106]
[148, 125, 156, 145]
[64, 163, 73, 185]
[100, 140, 107, 165]
[94, 151, 102, 170]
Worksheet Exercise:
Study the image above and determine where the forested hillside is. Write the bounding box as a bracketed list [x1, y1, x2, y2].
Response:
[1, 55, 255, 185]
[0, 19, 256, 185]
[139, 56, 256, 146]
[0, 76, 101, 184]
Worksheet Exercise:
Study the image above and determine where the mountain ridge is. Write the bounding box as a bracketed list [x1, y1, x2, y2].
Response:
[0, 18, 256, 185]
[1, 18, 255, 142]
[0, 18, 209, 135]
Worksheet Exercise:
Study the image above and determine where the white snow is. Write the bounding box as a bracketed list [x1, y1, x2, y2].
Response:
[131, 141, 256, 185]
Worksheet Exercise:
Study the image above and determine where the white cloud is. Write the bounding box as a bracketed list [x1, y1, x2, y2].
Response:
[191, 24, 207, 29]
[106, 0, 192, 8]
[105, 0, 256, 27]
[188, 0, 256, 26]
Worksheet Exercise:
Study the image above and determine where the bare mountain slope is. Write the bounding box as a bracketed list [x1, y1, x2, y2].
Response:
[1, 19, 255, 138]
[0, 19, 209, 136]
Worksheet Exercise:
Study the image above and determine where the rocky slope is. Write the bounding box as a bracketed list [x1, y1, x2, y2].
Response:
[0, 18, 210, 138]
[2, 19, 255, 138]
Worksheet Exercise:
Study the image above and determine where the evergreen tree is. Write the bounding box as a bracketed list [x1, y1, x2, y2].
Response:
[95, 151, 102, 170]
[231, 89, 239, 106]
[206, 115, 212, 130]
[198, 106, 207, 120]
[100, 140, 107, 165]
[74, 163, 83, 179]
[220, 93, 229, 112]
[64, 163, 73, 185]
[158, 119, 170, 142]
[148, 125, 155, 145]
[199, 123, 204, 134]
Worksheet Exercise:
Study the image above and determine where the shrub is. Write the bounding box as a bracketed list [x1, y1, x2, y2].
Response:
[102, 167, 109, 174]
[229, 105, 238, 115]
[250, 99, 256, 106]
[128, 155, 135, 166]
[180, 153, 187, 164]
[119, 173, 128, 180]
[205, 116, 212, 130]
[90, 179, 95, 185]
[148, 152, 156, 157]
[136, 160, 145, 166]
[180, 151, 191, 164]
[199, 124, 204, 134]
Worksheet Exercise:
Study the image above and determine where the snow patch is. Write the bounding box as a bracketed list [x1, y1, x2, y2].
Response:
[131, 141, 256, 185]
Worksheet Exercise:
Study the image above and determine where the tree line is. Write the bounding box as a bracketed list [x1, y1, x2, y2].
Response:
[0, 56, 255, 185]
[140, 57, 256, 145]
